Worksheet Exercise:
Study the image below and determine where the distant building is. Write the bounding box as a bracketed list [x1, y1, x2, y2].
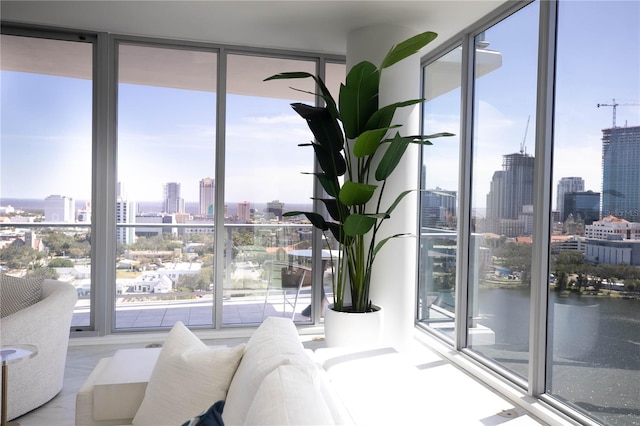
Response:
[585, 215, 640, 240]
[164, 182, 184, 214]
[584, 215, 640, 266]
[563, 214, 584, 236]
[77, 200, 91, 223]
[556, 176, 584, 222]
[116, 182, 136, 244]
[0, 205, 15, 215]
[485, 152, 534, 235]
[237, 201, 251, 223]
[585, 239, 640, 266]
[266, 200, 284, 221]
[135, 214, 177, 238]
[601, 125, 640, 222]
[116, 197, 137, 245]
[183, 216, 215, 235]
[45, 194, 75, 223]
[550, 234, 587, 254]
[199, 178, 215, 216]
[556, 177, 584, 221]
[563, 191, 600, 224]
[129, 262, 202, 293]
[421, 188, 456, 228]
[496, 218, 526, 238]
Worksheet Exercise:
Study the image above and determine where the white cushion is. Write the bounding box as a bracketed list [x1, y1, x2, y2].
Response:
[93, 348, 162, 421]
[0, 274, 44, 318]
[132, 321, 245, 426]
[223, 317, 315, 426]
[244, 364, 335, 426]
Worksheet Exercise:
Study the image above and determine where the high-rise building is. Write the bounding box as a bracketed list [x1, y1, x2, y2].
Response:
[237, 201, 251, 222]
[602, 125, 640, 222]
[556, 177, 584, 220]
[77, 200, 92, 223]
[266, 200, 284, 220]
[486, 152, 534, 221]
[421, 188, 457, 228]
[44, 194, 75, 223]
[164, 182, 184, 214]
[116, 182, 137, 245]
[199, 178, 215, 216]
[563, 191, 600, 224]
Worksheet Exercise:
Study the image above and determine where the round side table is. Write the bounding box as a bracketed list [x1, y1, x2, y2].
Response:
[1, 345, 38, 426]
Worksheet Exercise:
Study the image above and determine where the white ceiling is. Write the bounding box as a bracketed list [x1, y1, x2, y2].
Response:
[1, 0, 506, 56]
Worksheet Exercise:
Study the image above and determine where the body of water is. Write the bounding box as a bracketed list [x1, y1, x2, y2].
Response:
[476, 287, 639, 426]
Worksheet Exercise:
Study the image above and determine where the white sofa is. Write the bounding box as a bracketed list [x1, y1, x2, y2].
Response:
[76, 317, 355, 426]
[75, 316, 428, 426]
[0, 279, 78, 420]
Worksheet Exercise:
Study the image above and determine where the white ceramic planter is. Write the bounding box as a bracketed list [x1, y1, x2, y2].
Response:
[324, 304, 384, 348]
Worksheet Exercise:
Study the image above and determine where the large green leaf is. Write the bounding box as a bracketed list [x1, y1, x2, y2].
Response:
[310, 143, 346, 177]
[364, 99, 422, 132]
[353, 128, 389, 157]
[291, 103, 343, 152]
[304, 172, 341, 198]
[375, 132, 411, 181]
[383, 189, 414, 217]
[339, 181, 377, 206]
[282, 211, 329, 231]
[416, 132, 456, 139]
[372, 233, 411, 257]
[380, 32, 438, 69]
[315, 198, 350, 222]
[327, 222, 352, 245]
[264, 72, 339, 119]
[340, 61, 379, 139]
[344, 214, 377, 236]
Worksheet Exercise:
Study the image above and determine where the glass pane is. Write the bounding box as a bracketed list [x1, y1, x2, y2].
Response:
[549, 2, 640, 425]
[468, 2, 539, 380]
[0, 34, 93, 328]
[116, 43, 217, 329]
[417, 46, 462, 339]
[223, 54, 316, 325]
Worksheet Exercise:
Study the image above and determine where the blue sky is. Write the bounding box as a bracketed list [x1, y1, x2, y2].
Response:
[1, 1, 639, 210]
[423, 0, 640, 210]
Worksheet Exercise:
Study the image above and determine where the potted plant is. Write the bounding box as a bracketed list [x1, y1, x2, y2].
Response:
[265, 31, 452, 344]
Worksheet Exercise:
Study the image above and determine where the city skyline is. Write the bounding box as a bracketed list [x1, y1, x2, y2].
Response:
[1, 1, 638, 210]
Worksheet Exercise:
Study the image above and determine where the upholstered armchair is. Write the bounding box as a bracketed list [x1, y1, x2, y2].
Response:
[0, 279, 77, 420]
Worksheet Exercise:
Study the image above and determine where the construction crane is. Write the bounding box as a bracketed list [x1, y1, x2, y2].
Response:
[597, 98, 640, 128]
[520, 115, 530, 155]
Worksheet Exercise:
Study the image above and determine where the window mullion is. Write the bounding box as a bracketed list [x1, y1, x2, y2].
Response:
[455, 33, 476, 351]
[528, 0, 557, 396]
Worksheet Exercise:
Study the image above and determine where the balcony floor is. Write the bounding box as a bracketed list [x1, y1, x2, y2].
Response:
[71, 292, 315, 329]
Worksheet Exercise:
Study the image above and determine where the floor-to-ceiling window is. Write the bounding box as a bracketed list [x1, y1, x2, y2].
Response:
[221, 54, 317, 325]
[115, 41, 218, 329]
[0, 30, 94, 329]
[419, 1, 640, 425]
[467, 1, 540, 381]
[0, 27, 343, 333]
[110, 45, 344, 330]
[418, 45, 463, 341]
[548, 2, 640, 425]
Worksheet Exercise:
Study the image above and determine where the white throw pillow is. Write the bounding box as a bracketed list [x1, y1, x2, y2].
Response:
[132, 321, 245, 426]
[244, 364, 335, 426]
[223, 317, 315, 426]
[0, 274, 44, 318]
